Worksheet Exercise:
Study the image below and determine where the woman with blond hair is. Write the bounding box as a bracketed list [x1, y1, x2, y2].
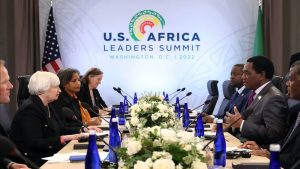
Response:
[10, 71, 86, 166]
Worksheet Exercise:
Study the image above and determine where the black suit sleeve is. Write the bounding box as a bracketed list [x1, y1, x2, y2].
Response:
[0, 158, 12, 169]
[242, 95, 288, 144]
[11, 107, 62, 153]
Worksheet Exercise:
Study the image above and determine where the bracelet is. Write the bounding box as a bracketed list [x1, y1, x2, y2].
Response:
[80, 126, 85, 133]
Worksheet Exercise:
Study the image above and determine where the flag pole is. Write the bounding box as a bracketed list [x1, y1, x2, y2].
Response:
[259, 0, 263, 8]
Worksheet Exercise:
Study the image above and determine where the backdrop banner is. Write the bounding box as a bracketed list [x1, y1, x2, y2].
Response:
[39, 0, 258, 113]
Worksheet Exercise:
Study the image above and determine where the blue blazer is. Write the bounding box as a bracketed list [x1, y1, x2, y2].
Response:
[224, 87, 251, 116]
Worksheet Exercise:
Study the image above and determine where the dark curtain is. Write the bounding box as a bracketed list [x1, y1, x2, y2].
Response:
[0, 0, 40, 131]
[264, 0, 300, 76]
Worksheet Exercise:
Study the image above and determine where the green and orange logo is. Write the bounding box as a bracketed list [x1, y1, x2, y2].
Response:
[129, 10, 165, 41]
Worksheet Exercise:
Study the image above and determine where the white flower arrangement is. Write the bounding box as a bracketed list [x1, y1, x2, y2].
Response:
[117, 127, 206, 169]
[127, 94, 179, 130]
[115, 93, 206, 169]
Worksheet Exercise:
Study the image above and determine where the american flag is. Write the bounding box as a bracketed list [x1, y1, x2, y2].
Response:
[42, 6, 63, 73]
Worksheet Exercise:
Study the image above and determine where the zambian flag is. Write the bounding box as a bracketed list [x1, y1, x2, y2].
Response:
[253, 3, 264, 56]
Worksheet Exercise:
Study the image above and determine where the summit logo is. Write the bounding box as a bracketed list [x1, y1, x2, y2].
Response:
[129, 10, 165, 41]
[103, 9, 201, 55]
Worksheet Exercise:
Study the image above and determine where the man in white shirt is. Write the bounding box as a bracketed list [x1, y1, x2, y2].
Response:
[0, 60, 29, 169]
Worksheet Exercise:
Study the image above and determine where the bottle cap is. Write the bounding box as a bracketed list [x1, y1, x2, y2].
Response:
[269, 144, 280, 152]
[216, 119, 223, 123]
[89, 130, 96, 135]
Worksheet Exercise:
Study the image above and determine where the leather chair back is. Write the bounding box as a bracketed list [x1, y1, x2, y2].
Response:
[201, 80, 219, 115]
[216, 80, 235, 117]
[17, 75, 31, 107]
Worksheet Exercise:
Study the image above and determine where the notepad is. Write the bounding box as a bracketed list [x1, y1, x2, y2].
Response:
[73, 143, 105, 150]
[69, 155, 86, 162]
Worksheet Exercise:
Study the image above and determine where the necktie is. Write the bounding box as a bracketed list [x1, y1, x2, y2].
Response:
[247, 91, 256, 107]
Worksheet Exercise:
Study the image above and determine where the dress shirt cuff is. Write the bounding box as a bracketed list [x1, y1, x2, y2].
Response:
[7, 162, 15, 169]
[240, 120, 245, 132]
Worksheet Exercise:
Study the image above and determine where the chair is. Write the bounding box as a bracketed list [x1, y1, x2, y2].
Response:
[17, 75, 31, 107]
[215, 80, 235, 118]
[201, 80, 219, 115]
[271, 75, 284, 92]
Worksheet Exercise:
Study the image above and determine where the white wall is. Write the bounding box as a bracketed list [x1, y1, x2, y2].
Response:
[39, 0, 258, 114]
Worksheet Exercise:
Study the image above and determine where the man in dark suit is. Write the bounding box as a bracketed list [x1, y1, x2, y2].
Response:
[204, 64, 251, 122]
[223, 64, 251, 116]
[227, 56, 288, 148]
[0, 60, 29, 169]
[240, 60, 300, 169]
[279, 60, 300, 168]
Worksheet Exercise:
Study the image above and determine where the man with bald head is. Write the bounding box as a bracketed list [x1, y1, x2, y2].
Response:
[0, 60, 29, 169]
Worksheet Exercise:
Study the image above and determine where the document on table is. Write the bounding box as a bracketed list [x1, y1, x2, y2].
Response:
[42, 151, 109, 163]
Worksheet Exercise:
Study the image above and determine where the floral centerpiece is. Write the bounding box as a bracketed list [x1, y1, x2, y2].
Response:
[117, 127, 206, 169]
[126, 93, 179, 131]
[116, 93, 207, 169]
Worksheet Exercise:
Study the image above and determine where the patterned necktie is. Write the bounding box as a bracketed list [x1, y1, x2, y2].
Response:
[247, 91, 256, 107]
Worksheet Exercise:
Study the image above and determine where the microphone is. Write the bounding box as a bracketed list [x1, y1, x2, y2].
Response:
[169, 87, 185, 101]
[113, 87, 132, 106]
[190, 100, 211, 112]
[92, 105, 111, 113]
[184, 100, 211, 130]
[0, 136, 40, 169]
[62, 107, 88, 130]
[81, 103, 111, 124]
[202, 116, 243, 151]
[113, 87, 123, 96]
[81, 102, 123, 140]
[179, 100, 211, 119]
[97, 136, 117, 154]
[117, 87, 134, 100]
[179, 92, 192, 102]
[168, 88, 181, 97]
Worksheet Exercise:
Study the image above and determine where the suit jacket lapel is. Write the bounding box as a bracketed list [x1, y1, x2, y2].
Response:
[31, 95, 57, 132]
[0, 124, 8, 136]
[248, 83, 273, 109]
[282, 122, 300, 150]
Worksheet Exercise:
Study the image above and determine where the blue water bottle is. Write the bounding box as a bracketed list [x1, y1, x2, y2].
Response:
[118, 102, 125, 125]
[182, 103, 189, 127]
[269, 144, 281, 169]
[107, 108, 121, 163]
[133, 92, 138, 104]
[175, 97, 181, 119]
[214, 119, 226, 167]
[164, 94, 169, 102]
[195, 114, 204, 138]
[85, 130, 101, 169]
[123, 96, 129, 114]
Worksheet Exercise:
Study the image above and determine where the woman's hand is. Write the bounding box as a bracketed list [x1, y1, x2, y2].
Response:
[87, 126, 102, 132]
[61, 133, 88, 142]
[88, 117, 101, 125]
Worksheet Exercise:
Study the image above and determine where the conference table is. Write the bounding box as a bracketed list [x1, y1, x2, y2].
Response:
[41, 122, 269, 169]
